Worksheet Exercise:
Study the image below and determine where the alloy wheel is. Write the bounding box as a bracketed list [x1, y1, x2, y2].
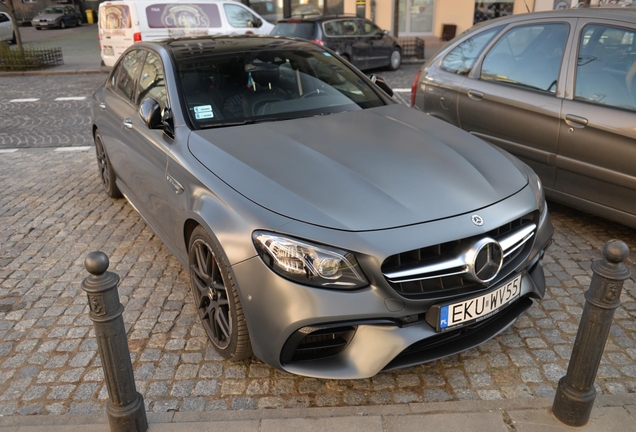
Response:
[94, 135, 111, 193]
[190, 238, 232, 349]
[390, 50, 401, 70]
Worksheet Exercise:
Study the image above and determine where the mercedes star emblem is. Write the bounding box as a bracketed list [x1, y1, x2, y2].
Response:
[471, 214, 484, 226]
[466, 238, 503, 284]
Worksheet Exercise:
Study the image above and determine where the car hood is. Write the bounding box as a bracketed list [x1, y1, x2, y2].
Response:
[188, 104, 528, 231]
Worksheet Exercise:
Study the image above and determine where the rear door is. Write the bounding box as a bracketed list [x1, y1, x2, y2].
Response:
[341, 19, 368, 69]
[555, 19, 636, 220]
[457, 19, 574, 189]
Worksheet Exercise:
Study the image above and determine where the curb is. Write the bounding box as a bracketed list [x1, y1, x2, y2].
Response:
[0, 69, 107, 77]
[0, 394, 634, 427]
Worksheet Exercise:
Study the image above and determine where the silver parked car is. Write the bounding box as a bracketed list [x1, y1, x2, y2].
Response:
[91, 36, 552, 379]
[412, 7, 636, 229]
[0, 12, 16, 44]
[31, 6, 82, 30]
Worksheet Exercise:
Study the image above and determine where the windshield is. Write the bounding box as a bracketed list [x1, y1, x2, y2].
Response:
[43, 7, 64, 14]
[177, 48, 385, 128]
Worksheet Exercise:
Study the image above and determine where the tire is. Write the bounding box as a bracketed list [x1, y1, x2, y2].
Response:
[94, 130, 122, 198]
[188, 226, 252, 360]
[10, 32, 16, 45]
[35, 27, 41, 30]
[76, 17, 82, 26]
[388, 47, 401, 71]
[60, 20, 66, 29]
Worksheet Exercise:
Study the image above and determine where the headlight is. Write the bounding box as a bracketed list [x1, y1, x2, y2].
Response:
[253, 231, 369, 289]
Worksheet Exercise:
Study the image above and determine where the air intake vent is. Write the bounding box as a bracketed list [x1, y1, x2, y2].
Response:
[281, 326, 356, 364]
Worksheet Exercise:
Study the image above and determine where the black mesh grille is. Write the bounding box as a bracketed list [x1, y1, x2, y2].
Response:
[287, 327, 356, 363]
[381, 212, 537, 299]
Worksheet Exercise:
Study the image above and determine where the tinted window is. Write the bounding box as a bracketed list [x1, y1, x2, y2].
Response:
[441, 27, 502, 75]
[115, 50, 145, 102]
[481, 23, 568, 93]
[342, 20, 361, 36]
[361, 21, 381, 35]
[271, 22, 315, 39]
[136, 52, 168, 110]
[224, 4, 255, 28]
[0, 14, 8, 23]
[323, 20, 344, 36]
[575, 24, 636, 110]
[176, 46, 384, 128]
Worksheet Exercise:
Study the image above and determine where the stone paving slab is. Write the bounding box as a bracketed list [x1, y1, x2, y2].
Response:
[509, 406, 634, 432]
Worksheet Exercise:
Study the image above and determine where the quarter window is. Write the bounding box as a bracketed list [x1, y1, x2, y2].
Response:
[441, 27, 502, 75]
[115, 50, 146, 102]
[575, 24, 636, 110]
[481, 23, 568, 93]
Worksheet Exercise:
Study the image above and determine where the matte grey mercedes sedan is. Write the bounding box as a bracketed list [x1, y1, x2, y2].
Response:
[91, 36, 553, 379]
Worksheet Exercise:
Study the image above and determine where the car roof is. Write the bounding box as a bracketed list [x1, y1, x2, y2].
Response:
[486, 6, 636, 23]
[277, 14, 359, 23]
[158, 35, 323, 61]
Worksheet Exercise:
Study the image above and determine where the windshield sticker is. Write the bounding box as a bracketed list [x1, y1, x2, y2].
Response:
[194, 105, 214, 119]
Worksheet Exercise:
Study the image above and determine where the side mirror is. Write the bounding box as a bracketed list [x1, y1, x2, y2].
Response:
[139, 97, 162, 129]
[162, 106, 175, 138]
[369, 74, 393, 97]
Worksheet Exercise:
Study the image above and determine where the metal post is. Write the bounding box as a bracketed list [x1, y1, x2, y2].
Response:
[552, 240, 631, 427]
[82, 251, 148, 432]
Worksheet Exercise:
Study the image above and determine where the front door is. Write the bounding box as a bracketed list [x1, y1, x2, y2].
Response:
[361, 20, 392, 69]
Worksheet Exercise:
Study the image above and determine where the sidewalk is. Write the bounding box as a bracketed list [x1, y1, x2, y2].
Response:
[0, 395, 634, 431]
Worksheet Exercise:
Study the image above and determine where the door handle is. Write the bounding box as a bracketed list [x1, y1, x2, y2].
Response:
[123, 118, 133, 129]
[167, 175, 184, 195]
[99, 102, 106, 110]
[467, 90, 484, 100]
[564, 114, 588, 128]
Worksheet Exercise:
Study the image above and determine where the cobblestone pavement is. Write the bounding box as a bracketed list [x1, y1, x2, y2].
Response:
[1, 147, 635, 417]
[2, 64, 636, 417]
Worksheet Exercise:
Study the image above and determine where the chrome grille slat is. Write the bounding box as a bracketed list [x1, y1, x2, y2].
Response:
[381, 215, 537, 298]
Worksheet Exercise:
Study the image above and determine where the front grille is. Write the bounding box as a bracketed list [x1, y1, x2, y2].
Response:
[381, 213, 537, 299]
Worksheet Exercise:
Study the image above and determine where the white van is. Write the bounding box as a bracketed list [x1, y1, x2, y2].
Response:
[98, 0, 275, 67]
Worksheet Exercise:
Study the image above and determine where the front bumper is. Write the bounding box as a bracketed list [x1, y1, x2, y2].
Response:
[231, 187, 553, 379]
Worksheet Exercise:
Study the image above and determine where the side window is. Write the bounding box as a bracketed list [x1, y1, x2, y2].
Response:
[136, 52, 168, 110]
[115, 50, 146, 102]
[0, 14, 8, 23]
[342, 20, 361, 36]
[481, 23, 569, 93]
[575, 24, 636, 110]
[441, 27, 502, 75]
[224, 4, 256, 28]
[323, 20, 344, 36]
[362, 21, 380, 35]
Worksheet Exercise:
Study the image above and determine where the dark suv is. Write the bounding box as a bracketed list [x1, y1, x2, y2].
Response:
[272, 15, 401, 71]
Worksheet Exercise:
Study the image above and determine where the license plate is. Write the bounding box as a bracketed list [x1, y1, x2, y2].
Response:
[103, 47, 114, 56]
[439, 274, 522, 331]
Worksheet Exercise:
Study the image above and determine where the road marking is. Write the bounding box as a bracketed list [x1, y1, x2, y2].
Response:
[393, 89, 411, 92]
[55, 97, 87, 101]
[54, 146, 92, 152]
[10, 98, 40, 102]
[0, 149, 18, 153]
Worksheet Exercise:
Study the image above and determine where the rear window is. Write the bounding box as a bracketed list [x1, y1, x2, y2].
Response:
[146, 4, 222, 29]
[271, 22, 316, 40]
[100, 4, 132, 30]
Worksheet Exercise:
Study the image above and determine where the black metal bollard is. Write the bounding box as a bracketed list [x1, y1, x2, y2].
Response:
[552, 239, 631, 427]
[82, 251, 148, 432]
